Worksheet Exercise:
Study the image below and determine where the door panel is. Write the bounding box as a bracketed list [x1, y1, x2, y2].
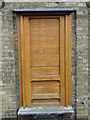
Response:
[31, 67, 59, 75]
[30, 19, 60, 67]
[31, 81, 60, 100]
[31, 81, 60, 94]
[31, 99, 60, 107]
[30, 18, 60, 106]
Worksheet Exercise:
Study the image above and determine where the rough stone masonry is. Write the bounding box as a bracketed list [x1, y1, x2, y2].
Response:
[0, 1, 89, 120]
[0, 0, 2, 120]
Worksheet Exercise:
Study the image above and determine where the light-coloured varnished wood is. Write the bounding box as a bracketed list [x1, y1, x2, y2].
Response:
[31, 75, 60, 81]
[32, 93, 60, 100]
[60, 16, 65, 106]
[65, 15, 69, 107]
[28, 16, 59, 19]
[30, 18, 61, 106]
[31, 99, 60, 107]
[17, 15, 23, 106]
[31, 67, 59, 76]
[24, 16, 31, 106]
[30, 18, 60, 67]
[17, 15, 72, 108]
[68, 14, 72, 105]
[20, 15, 26, 108]
[31, 81, 60, 94]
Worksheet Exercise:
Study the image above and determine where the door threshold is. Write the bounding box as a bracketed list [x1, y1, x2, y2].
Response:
[18, 106, 74, 116]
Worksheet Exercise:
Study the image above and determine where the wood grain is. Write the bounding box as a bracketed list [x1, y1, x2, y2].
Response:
[31, 81, 60, 94]
[20, 15, 26, 108]
[31, 67, 59, 75]
[31, 99, 60, 107]
[17, 15, 72, 108]
[31, 75, 60, 81]
[68, 14, 72, 105]
[29, 18, 61, 106]
[60, 16, 65, 106]
[17, 15, 23, 106]
[29, 16, 59, 19]
[32, 93, 60, 100]
[65, 15, 69, 107]
[24, 16, 31, 106]
[30, 19, 60, 67]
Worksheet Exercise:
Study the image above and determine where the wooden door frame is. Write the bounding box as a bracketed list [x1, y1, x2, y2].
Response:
[16, 9, 72, 108]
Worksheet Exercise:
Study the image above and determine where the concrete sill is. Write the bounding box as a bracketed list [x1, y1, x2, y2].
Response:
[18, 106, 74, 116]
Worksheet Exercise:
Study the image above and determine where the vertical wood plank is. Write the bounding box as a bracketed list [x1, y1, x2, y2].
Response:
[65, 15, 68, 107]
[17, 15, 23, 106]
[65, 15, 71, 107]
[60, 16, 65, 106]
[68, 14, 72, 105]
[20, 15, 26, 108]
[24, 16, 31, 106]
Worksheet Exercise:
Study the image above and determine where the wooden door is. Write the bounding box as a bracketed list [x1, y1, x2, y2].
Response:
[17, 15, 71, 108]
[30, 18, 60, 107]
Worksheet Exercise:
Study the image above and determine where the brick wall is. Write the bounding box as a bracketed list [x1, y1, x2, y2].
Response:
[88, 6, 90, 120]
[1, 2, 89, 120]
[0, 1, 2, 120]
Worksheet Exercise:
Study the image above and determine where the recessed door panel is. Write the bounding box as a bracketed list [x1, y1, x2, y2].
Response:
[30, 19, 60, 67]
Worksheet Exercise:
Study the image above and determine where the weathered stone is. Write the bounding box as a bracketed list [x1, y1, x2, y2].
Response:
[0, 2, 89, 120]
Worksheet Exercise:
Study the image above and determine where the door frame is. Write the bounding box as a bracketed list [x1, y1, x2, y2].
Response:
[15, 8, 73, 108]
